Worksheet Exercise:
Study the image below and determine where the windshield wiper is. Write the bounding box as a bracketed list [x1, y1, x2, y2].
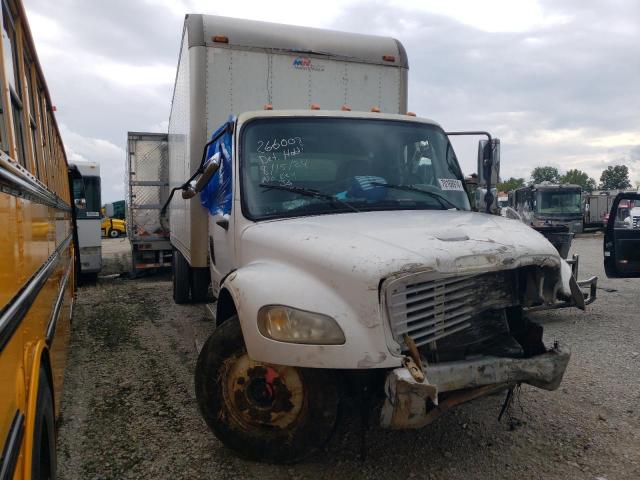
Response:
[259, 183, 360, 213]
[371, 182, 460, 210]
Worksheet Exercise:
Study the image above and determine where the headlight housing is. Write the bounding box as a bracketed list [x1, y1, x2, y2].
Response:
[257, 305, 346, 345]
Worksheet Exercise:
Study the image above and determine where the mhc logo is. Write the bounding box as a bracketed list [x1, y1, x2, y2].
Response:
[292, 57, 325, 72]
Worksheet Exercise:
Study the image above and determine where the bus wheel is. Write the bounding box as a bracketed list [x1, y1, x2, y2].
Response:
[195, 317, 338, 463]
[31, 366, 56, 480]
[108, 229, 119, 238]
[172, 248, 190, 304]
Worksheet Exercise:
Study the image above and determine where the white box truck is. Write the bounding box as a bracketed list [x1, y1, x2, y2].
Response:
[168, 14, 407, 302]
[68, 160, 102, 277]
[126, 132, 173, 274]
[163, 15, 596, 463]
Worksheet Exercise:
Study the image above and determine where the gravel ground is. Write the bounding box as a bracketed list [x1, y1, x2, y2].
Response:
[57, 234, 640, 480]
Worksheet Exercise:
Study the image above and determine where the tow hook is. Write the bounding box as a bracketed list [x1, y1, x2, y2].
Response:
[402, 356, 425, 382]
[402, 334, 425, 382]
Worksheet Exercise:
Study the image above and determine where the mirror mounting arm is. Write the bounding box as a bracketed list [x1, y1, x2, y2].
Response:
[160, 121, 233, 216]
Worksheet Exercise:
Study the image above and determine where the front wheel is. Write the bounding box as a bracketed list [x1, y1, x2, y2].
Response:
[195, 318, 339, 463]
[31, 366, 56, 480]
[108, 229, 119, 238]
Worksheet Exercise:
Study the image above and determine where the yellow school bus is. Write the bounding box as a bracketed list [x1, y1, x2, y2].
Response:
[0, 0, 74, 478]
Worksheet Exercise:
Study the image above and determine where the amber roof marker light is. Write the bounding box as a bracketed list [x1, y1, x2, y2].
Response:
[382, 55, 396, 62]
[371, 106, 380, 113]
[310, 103, 321, 110]
[212, 35, 229, 43]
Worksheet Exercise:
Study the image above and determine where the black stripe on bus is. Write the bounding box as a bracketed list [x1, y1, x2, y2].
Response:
[0, 153, 71, 212]
[45, 258, 73, 346]
[0, 411, 24, 480]
[0, 233, 73, 352]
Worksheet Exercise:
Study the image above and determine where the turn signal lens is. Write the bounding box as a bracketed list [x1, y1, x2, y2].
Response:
[258, 306, 346, 345]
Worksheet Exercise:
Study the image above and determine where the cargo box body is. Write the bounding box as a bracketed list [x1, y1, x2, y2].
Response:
[168, 14, 409, 268]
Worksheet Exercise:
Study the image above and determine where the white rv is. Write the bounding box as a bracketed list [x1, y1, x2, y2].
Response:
[69, 160, 102, 277]
[161, 15, 596, 463]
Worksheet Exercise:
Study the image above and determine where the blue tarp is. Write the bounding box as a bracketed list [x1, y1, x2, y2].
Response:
[200, 119, 234, 216]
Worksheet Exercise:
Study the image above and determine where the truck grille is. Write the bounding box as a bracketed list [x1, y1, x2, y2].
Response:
[633, 216, 640, 229]
[385, 271, 516, 350]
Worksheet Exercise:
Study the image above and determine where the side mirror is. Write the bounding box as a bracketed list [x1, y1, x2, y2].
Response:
[476, 138, 500, 213]
[475, 187, 498, 213]
[182, 187, 197, 199]
[476, 139, 500, 187]
[74, 198, 87, 210]
[181, 153, 222, 201]
[195, 153, 221, 193]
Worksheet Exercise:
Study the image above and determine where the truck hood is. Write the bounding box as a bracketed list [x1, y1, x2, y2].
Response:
[240, 210, 561, 283]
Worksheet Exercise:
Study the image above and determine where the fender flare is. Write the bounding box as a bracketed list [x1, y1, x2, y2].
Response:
[22, 340, 52, 479]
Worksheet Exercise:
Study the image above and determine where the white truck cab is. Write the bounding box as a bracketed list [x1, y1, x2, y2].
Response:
[188, 109, 596, 462]
[160, 14, 597, 463]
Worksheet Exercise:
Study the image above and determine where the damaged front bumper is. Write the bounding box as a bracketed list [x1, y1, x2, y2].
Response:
[380, 342, 570, 429]
[528, 254, 597, 312]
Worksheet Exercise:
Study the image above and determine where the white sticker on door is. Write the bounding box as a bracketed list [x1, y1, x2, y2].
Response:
[438, 179, 464, 191]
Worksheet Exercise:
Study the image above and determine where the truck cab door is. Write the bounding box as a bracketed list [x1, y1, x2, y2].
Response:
[209, 214, 234, 296]
[604, 192, 640, 277]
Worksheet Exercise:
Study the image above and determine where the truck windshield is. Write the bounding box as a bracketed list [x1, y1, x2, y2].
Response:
[240, 118, 470, 220]
[536, 190, 581, 215]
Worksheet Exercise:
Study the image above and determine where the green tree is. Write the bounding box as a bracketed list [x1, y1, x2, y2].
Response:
[530, 166, 561, 184]
[497, 177, 525, 192]
[561, 169, 597, 192]
[599, 165, 632, 190]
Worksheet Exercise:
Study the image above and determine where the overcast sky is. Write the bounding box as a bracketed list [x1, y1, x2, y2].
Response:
[23, 0, 640, 202]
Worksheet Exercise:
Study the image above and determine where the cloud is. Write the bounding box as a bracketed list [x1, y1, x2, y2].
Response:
[61, 125, 126, 202]
[331, 0, 640, 182]
[22, 0, 640, 196]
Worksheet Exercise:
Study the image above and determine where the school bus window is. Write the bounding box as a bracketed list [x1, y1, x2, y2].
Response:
[3, 4, 27, 167]
[23, 50, 41, 177]
[10, 87, 27, 167]
[37, 89, 49, 183]
[48, 118, 56, 191]
[1, 4, 17, 91]
[0, 83, 6, 152]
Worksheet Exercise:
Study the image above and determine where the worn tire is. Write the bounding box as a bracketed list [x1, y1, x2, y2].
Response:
[172, 248, 190, 304]
[190, 267, 210, 303]
[31, 366, 56, 480]
[195, 318, 339, 463]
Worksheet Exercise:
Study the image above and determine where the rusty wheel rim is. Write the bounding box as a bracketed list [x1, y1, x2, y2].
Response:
[221, 352, 305, 430]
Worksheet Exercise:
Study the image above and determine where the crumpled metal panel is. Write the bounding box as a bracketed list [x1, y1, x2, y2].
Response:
[386, 270, 516, 351]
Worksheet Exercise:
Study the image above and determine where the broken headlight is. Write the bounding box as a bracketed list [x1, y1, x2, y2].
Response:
[257, 305, 346, 345]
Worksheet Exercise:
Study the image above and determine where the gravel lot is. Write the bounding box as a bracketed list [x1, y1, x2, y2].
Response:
[57, 234, 640, 480]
